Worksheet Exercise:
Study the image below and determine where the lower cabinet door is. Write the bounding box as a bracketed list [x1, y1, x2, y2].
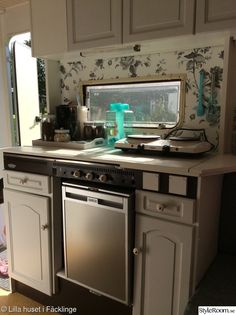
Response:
[4, 189, 52, 295]
[133, 214, 193, 315]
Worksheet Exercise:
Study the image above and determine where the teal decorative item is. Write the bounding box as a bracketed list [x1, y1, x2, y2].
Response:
[110, 103, 129, 140]
[197, 70, 205, 117]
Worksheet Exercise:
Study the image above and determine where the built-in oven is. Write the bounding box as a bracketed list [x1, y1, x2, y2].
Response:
[54, 160, 142, 305]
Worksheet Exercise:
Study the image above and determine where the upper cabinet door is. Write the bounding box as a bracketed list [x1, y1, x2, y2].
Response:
[123, 0, 195, 43]
[196, 0, 236, 32]
[30, 0, 68, 57]
[67, 0, 122, 50]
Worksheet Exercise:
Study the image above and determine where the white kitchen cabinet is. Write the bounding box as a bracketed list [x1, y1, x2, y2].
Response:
[196, 0, 236, 33]
[123, 0, 195, 43]
[133, 213, 193, 315]
[67, 0, 122, 50]
[30, 0, 236, 58]
[4, 188, 52, 295]
[30, 0, 195, 58]
[30, 0, 68, 57]
[30, 0, 122, 57]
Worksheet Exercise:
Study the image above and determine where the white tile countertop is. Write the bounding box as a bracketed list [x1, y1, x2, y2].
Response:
[2, 145, 236, 177]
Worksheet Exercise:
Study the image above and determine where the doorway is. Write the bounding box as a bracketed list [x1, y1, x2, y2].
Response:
[0, 32, 47, 292]
[8, 32, 46, 146]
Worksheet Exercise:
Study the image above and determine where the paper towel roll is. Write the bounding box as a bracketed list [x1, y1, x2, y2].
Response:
[78, 105, 88, 139]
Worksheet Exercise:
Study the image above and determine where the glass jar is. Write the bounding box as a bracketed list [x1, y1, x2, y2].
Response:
[41, 114, 56, 141]
[105, 111, 117, 146]
[54, 129, 71, 142]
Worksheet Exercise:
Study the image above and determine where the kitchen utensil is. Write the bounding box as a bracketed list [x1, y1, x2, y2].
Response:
[197, 70, 205, 117]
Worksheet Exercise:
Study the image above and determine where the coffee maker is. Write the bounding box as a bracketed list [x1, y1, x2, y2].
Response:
[56, 105, 78, 140]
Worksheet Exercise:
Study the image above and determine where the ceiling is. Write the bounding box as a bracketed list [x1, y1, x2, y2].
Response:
[0, 0, 28, 10]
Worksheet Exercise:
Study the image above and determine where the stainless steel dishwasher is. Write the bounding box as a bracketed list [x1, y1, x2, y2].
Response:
[62, 183, 133, 304]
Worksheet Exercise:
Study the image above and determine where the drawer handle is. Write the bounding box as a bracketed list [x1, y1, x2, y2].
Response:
[19, 177, 28, 184]
[41, 224, 48, 231]
[133, 248, 141, 256]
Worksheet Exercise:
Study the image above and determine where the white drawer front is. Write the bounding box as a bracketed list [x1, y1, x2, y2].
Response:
[136, 190, 195, 224]
[3, 170, 50, 194]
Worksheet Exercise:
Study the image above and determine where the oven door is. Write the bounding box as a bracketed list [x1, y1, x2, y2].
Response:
[62, 183, 134, 305]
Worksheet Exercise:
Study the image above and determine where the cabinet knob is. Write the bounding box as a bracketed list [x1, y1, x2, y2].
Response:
[156, 204, 165, 212]
[133, 248, 141, 256]
[41, 224, 48, 231]
[19, 177, 28, 184]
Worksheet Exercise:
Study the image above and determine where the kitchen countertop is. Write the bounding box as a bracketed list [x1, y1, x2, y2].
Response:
[2, 145, 236, 177]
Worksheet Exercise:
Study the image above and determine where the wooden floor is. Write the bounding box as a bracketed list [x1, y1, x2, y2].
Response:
[0, 288, 59, 314]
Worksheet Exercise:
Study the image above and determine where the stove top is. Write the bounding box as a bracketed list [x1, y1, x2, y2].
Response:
[114, 128, 214, 155]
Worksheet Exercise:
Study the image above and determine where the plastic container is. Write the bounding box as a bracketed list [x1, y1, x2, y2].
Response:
[124, 110, 134, 136]
[54, 129, 71, 142]
[105, 111, 117, 146]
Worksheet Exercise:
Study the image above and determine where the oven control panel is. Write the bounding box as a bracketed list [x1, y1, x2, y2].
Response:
[54, 161, 142, 188]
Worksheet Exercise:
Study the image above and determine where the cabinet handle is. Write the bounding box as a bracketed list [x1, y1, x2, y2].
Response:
[133, 248, 141, 256]
[19, 177, 28, 184]
[41, 224, 48, 231]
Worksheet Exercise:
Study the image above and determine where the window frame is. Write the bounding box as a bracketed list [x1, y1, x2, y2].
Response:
[79, 74, 186, 130]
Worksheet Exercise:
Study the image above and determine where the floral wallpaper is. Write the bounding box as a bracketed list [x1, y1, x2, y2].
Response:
[59, 45, 224, 147]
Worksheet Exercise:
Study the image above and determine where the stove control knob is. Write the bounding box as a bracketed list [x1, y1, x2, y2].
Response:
[99, 174, 108, 183]
[85, 172, 94, 181]
[73, 170, 82, 178]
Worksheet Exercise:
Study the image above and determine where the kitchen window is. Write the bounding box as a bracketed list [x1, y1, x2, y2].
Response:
[81, 75, 185, 129]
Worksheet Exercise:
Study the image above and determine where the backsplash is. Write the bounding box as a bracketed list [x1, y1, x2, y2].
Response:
[60, 45, 224, 147]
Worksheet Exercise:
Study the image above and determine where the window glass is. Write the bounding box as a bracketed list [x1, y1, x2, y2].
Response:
[83, 76, 184, 129]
